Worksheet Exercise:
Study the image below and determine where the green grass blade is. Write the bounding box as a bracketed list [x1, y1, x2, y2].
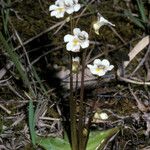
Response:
[31, 66, 47, 93]
[136, 0, 148, 23]
[29, 99, 36, 146]
[0, 32, 33, 92]
[1, 0, 11, 36]
[124, 10, 145, 29]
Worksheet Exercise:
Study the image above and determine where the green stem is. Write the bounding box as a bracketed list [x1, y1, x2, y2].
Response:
[69, 54, 78, 150]
[78, 51, 86, 150]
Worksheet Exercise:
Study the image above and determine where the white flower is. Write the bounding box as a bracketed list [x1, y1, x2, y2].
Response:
[64, 34, 81, 52]
[93, 112, 109, 120]
[49, 0, 81, 18]
[49, 2, 65, 18]
[64, 28, 89, 52]
[72, 56, 80, 62]
[63, 0, 81, 14]
[99, 113, 109, 120]
[87, 59, 114, 76]
[93, 13, 115, 35]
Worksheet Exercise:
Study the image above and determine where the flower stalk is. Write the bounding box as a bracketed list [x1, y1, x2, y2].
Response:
[78, 50, 86, 150]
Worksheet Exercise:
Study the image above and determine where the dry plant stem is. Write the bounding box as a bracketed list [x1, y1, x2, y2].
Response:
[75, 0, 95, 26]
[69, 54, 78, 150]
[129, 84, 147, 112]
[14, 20, 66, 51]
[110, 26, 126, 44]
[0, 104, 11, 114]
[78, 51, 86, 150]
[86, 37, 141, 65]
[130, 43, 150, 77]
[9, 21, 36, 95]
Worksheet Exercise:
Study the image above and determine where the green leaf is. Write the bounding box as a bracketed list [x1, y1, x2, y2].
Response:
[86, 127, 120, 150]
[37, 135, 71, 150]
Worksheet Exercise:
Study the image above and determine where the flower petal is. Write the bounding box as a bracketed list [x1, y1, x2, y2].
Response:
[97, 70, 106, 76]
[100, 16, 115, 27]
[66, 42, 73, 51]
[87, 65, 98, 75]
[49, 5, 58, 11]
[51, 11, 57, 17]
[80, 40, 89, 48]
[74, 4, 81, 12]
[65, 0, 73, 5]
[71, 45, 80, 52]
[107, 65, 114, 71]
[66, 42, 80, 52]
[74, 0, 78, 3]
[101, 59, 110, 67]
[81, 31, 88, 39]
[64, 34, 74, 42]
[99, 112, 108, 120]
[93, 59, 102, 66]
[73, 28, 81, 36]
[56, 0, 64, 6]
[87, 64, 93, 69]
[58, 12, 65, 18]
[66, 7, 74, 14]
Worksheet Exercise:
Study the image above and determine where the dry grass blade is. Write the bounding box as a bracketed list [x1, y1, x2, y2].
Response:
[117, 35, 150, 85]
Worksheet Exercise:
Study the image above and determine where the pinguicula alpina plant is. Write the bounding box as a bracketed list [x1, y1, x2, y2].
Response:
[47, 1, 119, 150]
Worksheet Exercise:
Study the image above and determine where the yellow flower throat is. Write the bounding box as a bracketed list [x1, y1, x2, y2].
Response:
[96, 65, 105, 72]
[57, 7, 64, 12]
[73, 39, 79, 46]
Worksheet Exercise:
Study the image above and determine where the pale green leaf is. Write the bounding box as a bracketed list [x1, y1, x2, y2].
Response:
[86, 127, 120, 150]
